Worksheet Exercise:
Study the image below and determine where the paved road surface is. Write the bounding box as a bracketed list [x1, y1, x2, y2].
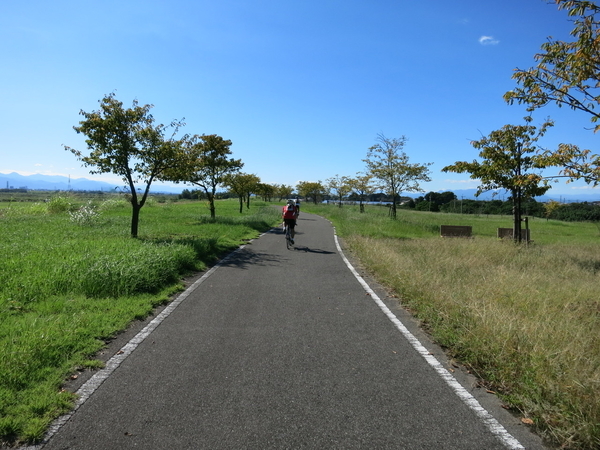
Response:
[30, 212, 549, 449]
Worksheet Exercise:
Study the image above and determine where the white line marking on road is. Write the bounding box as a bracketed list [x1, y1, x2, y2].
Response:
[333, 233, 525, 450]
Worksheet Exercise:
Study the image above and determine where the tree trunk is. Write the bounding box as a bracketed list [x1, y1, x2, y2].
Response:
[131, 203, 141, 238]
[238, 197, 243, 214]
[390, 193, 398, 220]
[208, 194, 216, 219]
[512, 189, 522, 243]
[202, 186, 216, 219]
[513, 147, 523, 243]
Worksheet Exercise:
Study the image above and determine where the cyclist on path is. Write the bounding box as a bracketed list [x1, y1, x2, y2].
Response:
[282, 199, 299, 244]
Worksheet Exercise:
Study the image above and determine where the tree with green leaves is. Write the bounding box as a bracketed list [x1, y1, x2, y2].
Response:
[256, 183, 276, 202]
[415, 191, 458, 212]
[243, 174, 261, 208]
[442, 117, 556, 242]
[425, 191, 457, 207]
[276, 184, 294, 201]
[541, 142, 600, 185]
[296, 181, 326, 204]
[326, 174, 351, 207]
[65, 93, 186, 237]
[184, 134, 243, 219]
[504, 0, 600, 184]
[348, 173, 375, 213]
[364, 133, 432, 219]
[224, 172, 260, 213]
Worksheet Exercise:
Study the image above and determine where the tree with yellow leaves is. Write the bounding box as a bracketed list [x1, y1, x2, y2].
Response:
[505, 0, 600, 185]
[442, 117, 556, 242]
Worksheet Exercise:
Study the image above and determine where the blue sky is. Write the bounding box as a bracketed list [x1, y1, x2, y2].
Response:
[2, 0, 599, 199]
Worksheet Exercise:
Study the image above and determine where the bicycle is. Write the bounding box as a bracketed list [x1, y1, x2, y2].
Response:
[284, 225, 294, 249]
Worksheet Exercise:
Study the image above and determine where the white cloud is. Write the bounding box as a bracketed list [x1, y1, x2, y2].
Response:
[479, 35, 499, 45]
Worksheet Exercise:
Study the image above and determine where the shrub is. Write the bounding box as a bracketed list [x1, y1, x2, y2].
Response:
[68, 201, 100, 226]
[46, 196, 72, 214]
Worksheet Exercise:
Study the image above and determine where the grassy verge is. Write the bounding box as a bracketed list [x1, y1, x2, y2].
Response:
[302, 203, 600, 450]
[0, 195, 280, 446]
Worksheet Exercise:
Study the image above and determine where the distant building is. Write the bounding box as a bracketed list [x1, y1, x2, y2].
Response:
[0, 185, 28, 193]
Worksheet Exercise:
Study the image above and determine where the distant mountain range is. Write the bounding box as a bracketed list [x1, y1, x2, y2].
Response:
[1, 172, 599, 202]
[0, 172, 183, 194]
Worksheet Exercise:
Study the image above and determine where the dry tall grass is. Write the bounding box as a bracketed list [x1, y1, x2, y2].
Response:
[346, 236, 599, 448]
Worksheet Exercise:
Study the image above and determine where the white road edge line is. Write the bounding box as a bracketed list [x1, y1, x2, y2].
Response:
[333, 232, 525, 450]
[23, 241, 254, 450]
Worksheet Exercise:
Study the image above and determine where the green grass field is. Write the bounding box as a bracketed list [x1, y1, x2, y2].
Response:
[0, 194, 281, 446]
[2, 195, 599, 448]
[302, 202, 600, 450]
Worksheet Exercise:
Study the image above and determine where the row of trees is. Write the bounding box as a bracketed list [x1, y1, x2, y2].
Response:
[293, 133, 433, 219]
[411, 195, 600, 222]
[67, 93, 310, 236]
[66, 93, 250, 237]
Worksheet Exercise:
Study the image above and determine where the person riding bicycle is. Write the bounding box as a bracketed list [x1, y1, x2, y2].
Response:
[282, 199, 299, 243]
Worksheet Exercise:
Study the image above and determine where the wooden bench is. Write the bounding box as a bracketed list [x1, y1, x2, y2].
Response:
[497, 228, 531, 241]
[440, 225, 472, 238]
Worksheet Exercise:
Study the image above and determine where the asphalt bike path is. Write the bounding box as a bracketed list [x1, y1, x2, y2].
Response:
[32, 212, 548, 449]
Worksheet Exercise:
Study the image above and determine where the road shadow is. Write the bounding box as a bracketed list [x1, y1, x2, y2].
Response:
[292, 246, 335, 254]
[220, 247, 288, 269]
[268, 227, 306, 238]
[267, 225, 334, 254]
[193, 215, 275, 234]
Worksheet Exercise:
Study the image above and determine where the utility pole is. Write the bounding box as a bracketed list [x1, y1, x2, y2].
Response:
[513, 143, 523, 243]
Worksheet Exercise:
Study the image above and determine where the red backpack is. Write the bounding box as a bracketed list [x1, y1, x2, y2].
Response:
[283, 203, 296, 219]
